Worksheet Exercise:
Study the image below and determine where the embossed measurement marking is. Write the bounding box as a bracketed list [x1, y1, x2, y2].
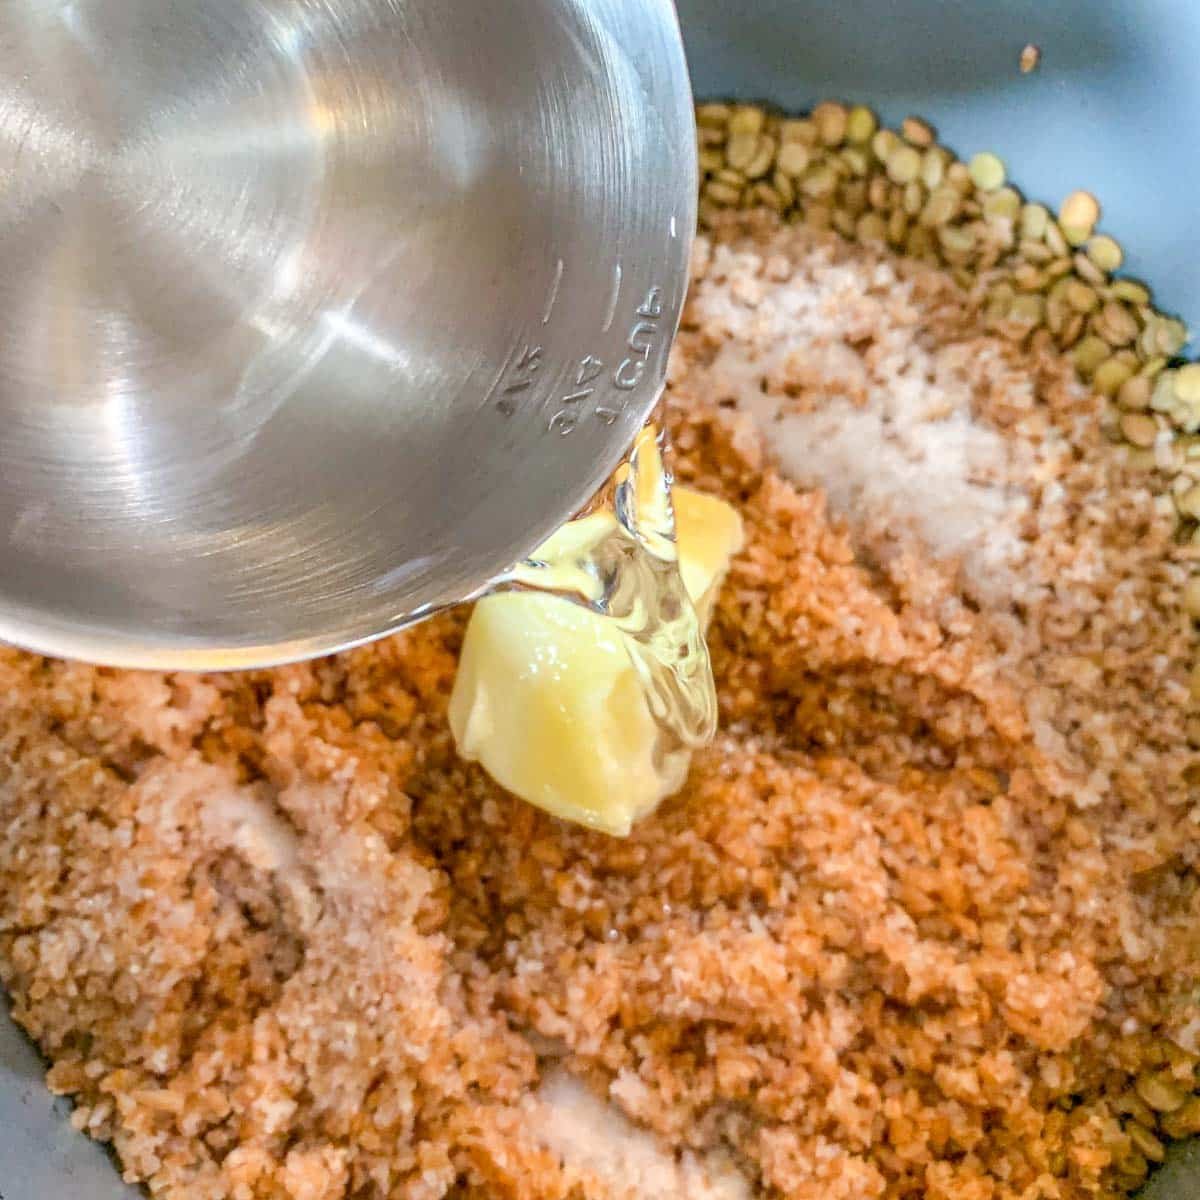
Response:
[496, 344, 543, 417]
[548, 353, 606, 436]
[602, 263, 623, 333]
[541, 258, 564, 326]
[497, 280, 669, 435]
[546, 283, 667, 435]
[613, 286, 664, 392]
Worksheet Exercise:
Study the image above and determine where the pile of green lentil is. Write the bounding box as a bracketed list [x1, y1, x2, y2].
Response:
[697, 100, 1200, 576]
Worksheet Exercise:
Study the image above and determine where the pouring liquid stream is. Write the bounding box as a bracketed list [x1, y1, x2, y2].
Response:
[489, 424, 718, 753]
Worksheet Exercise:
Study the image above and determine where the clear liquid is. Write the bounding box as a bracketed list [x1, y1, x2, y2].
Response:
[490, 424, 717, 751]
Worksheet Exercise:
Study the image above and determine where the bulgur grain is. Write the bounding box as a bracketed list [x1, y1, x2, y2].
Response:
[2, 212, 1199, 1200]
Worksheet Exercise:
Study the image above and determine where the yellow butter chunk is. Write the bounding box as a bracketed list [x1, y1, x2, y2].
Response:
[448, 488, 744, 836]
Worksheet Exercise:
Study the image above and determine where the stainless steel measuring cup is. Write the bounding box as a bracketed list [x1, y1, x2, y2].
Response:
[0, 0, 696, 669]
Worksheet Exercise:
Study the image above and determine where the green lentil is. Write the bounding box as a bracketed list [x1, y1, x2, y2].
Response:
[901, 115, 935, 147]
[696, 103, 731, 128]
[1013, 263, 1046, 292]
[899, 181, 922, 217]
[938, 224, 976, 259]
[1120, 411, 1159, 448]
[831, 207, 856, 238]
[920, 147, 949, 189]
[728, 105, 765, 136]
[813, 101, 848, 146]
[704, 180, 743, 207]
[870, 127, 899, 162]
[1060, 312, 1086, 350]
[983, 186, 1022, 223]
[1087, 234, 1124, 273]
[744, 136, 777, 180]
[946, 160, 974, 195]
[1060, 189, 1101, 235]
[1113, 1152, 1150, 1186]
[801, 164, 838, 199]
[1126, 1123, 1166, 1163]
[1065, 279, 1099, 314]
[772, 170, 796, 208]
[839, 178, 866, 215]
[725, 132, 760, 172]
[1114, 1092, 1159, 1128]
[1044, 220, 1069, 257]
[1094, 302, 1139, 348]
[1019, 238, 1054, 264]
[921, 186, 961, 227]
[841, 146, 870, 176]
[1008, 294, 1045, 330]
[845, 105, 877, 143]
[886, 144, 923, 185]
[1072, 332, 1108, 373]
[1118, 374, 1153, 412]
[1110, 279, 1152, 306]
[968, 151, 1006, 191]
[779, 117, 816, 145]
[749, 181, 784, 212]
[1159, 317, 1190, 356]
[1161, 1097, 1200, 1139]
[1093, 358, 1134, 398]
[856, 211, 887, 243]
[1073, 252, 1107, 288]
[1175, 364, 1200, 404]
[1019, 203, 1050, 240]
[696, 96, 1200, 535]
